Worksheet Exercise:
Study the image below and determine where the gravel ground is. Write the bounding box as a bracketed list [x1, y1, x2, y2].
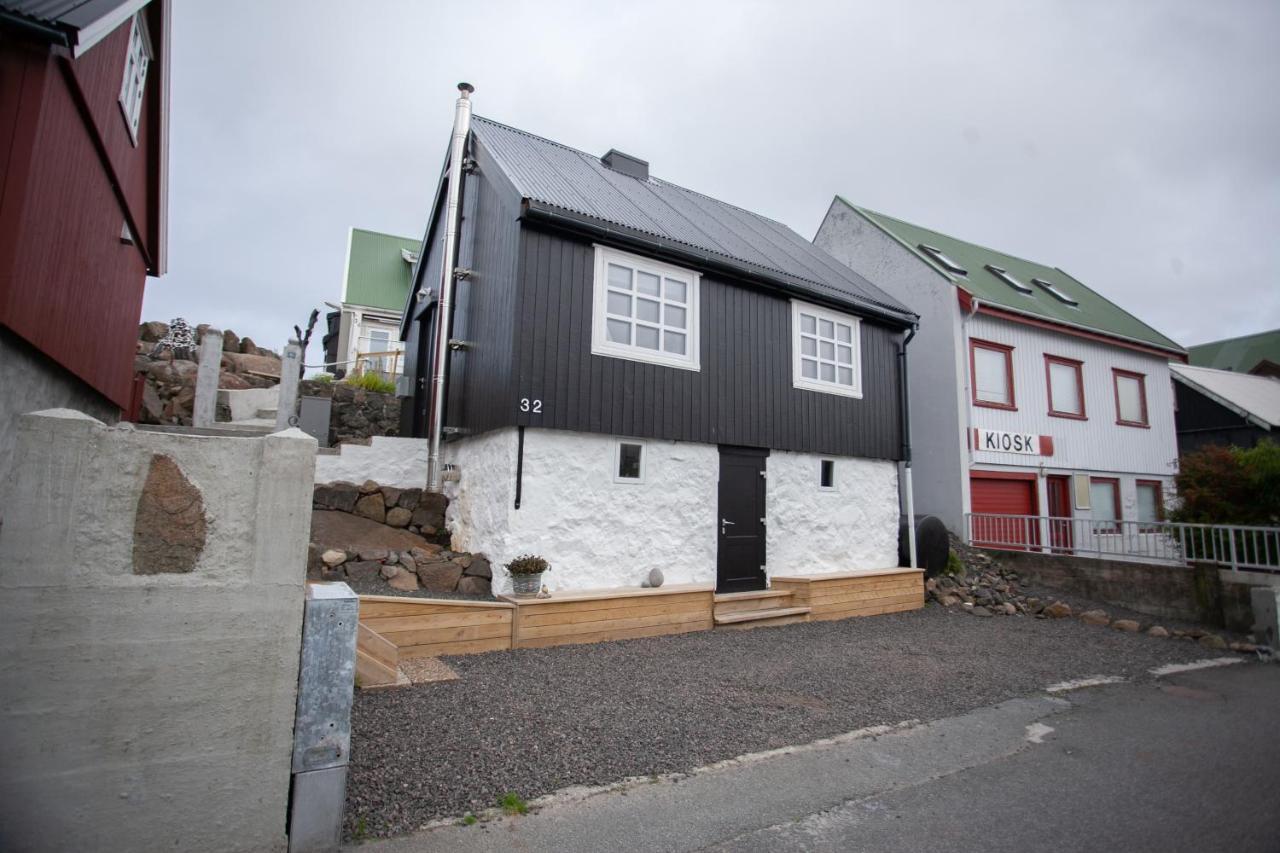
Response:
[344, 602, 1239, 840]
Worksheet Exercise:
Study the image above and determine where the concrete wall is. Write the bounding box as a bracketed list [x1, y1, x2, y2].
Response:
[219, 385, 279, 422]
[815, 201, 970, 532]
[314, 435, 428, 489]
[0, 327, 119, 489]
[0, 410, 316, 853]
[445, 427, 902, 595]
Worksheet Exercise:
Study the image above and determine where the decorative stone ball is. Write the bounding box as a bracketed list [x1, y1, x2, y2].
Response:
[648, 568, 664, 588]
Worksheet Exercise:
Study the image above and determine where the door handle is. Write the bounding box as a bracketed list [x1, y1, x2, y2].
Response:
[721, 518, 735, 535]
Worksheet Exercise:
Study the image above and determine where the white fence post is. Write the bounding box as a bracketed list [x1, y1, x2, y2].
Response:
[275, 341, 302, 432]
[193, 329, 223, 428]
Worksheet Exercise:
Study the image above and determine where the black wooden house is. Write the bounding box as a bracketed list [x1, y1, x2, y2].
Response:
[402, 96, 918, 595]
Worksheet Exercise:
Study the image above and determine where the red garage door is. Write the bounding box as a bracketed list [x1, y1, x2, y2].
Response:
[970, 474, 1039, 550]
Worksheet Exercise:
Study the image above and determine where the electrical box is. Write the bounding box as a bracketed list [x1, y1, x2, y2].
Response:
[288, 582, 358, 852]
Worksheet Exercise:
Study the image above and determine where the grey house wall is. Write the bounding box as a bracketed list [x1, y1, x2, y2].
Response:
[0, 327, 120, 486]
[815, 201, 968, 527]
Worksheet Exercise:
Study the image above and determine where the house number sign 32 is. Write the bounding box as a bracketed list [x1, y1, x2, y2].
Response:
[519, 398, 542, 413]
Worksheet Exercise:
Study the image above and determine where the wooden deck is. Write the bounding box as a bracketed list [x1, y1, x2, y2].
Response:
[771, 568, 925, 621]
[499, 583, 715, 649]
[354, 569, 926, 682]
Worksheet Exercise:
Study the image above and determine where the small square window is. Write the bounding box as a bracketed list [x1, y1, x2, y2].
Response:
[820, 459, 835, 489]
[614, 441, 645, 483]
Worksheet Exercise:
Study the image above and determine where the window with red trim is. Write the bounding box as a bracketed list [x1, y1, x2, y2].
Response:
[971, 339, 1015, 410]
[1136, 480, 1164, 531]
[1089, 477, 1121, 533]
[1045, 355, 1085, 419]
[1112, 369, 1148, 427]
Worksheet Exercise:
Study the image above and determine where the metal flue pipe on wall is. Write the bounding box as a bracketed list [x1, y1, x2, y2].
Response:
[426, 82, 474, 492]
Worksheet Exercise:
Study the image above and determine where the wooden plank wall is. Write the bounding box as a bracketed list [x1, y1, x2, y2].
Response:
[772, 569, 924, 622]
[358, 596, 515, 658]
[508, 586, 715, 650]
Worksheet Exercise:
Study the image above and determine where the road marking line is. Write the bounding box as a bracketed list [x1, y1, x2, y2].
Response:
[1045, 675, 1126, 693]
[1149, 658, 1244, 677]
[1025, 722, 1055, 743]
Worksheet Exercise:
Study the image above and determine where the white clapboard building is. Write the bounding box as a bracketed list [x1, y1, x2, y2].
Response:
[816, 199, 1186, 552]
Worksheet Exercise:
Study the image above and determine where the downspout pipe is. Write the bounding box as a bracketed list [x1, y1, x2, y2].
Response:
[899, 324, 918, 569]
[426, 82, 474, 493]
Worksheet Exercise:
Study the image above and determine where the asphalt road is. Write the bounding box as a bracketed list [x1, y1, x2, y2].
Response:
[353, 661, 1280, 853]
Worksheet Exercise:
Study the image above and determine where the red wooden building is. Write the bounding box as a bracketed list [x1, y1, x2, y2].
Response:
[0, 0, 170, 468]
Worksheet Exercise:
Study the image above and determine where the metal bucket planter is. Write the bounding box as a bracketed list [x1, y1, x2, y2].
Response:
[510, 572, 544, 598]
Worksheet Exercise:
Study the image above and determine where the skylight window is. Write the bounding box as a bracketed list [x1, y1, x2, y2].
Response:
[917, 244, 967, 275]
[985, 264, 1034, 295]
[1032, 278, 1079, 306]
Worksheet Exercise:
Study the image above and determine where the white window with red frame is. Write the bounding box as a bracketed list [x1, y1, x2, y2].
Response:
[971, 339, 1015, 409]
[1113, 369, 1149, 427]
[1045, 355, 1085, 419]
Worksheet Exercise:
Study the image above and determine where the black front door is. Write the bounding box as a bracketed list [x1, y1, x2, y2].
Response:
[717, 446, 768, 593]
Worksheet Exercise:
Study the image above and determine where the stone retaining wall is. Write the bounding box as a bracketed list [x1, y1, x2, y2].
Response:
[310, 481, 492, 597]
[982, 548, 1267, 631]
[299, 380, 401, 446]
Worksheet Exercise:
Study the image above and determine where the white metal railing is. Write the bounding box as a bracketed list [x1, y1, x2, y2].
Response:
[965, 513, 1280, 573]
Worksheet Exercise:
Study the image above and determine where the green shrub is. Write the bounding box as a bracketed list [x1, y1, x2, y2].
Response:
[1173, 439, 1280, 525]
[944, 550, 965, 577]
[308, 372, 333, 383]
[505, 555, 550, 576]
[344, 372, 396, 394]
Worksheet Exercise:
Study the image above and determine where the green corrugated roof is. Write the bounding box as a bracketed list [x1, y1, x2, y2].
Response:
[840, 199, 1184, 354]
[343, 227, 420, 313]
[1188, 328, 1280, 373]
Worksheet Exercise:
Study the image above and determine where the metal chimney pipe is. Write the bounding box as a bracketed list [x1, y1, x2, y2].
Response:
[426, 82, 474, 492]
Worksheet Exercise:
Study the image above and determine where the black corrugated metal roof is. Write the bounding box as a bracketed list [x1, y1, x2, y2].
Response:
[471, 116, 915, 323]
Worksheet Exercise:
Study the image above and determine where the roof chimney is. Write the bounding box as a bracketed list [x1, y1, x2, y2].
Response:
[601, 149, 649, 181]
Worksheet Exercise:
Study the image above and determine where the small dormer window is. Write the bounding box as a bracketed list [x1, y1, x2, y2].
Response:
[1032, 277, 1079, 306]
[985, 264, 1034, 295]
[917, 244, 967, 275]
[118, 12, 152, 144]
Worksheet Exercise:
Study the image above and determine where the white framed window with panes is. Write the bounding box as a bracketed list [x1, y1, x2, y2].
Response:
[117, 11, 152, 145]
[791, 301, 862, 398]
[591, 245, 700, 371]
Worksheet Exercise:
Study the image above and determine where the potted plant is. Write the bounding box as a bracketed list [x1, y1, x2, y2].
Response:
[505, 554, 550, 597]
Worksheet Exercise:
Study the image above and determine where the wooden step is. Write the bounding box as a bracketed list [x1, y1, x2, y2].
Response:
[713, 588, 794, 615]
[714, 605, 811, 629]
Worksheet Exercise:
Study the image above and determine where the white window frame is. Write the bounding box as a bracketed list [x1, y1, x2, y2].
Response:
[117, 11, 152, 145]
[790, 300, 862, 398]
[591, 245, 700, 371]
[613, 439, 646, 484]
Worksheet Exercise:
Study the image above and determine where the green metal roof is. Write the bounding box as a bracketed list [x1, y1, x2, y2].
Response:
[342, 227, 420, 313]
[839, 199, 1185, 354]
[1188, 328, 1280, 373]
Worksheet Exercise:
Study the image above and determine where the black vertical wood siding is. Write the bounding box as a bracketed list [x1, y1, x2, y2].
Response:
[440, 142, 522, 436]
[506, 226, 904, 460]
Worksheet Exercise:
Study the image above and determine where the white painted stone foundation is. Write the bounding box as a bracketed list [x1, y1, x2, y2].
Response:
[445, 427, 900, 594]
[314, 436, 429, 489]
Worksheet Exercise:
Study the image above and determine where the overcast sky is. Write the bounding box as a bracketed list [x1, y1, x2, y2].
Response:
[141, 0, 1280, 356]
